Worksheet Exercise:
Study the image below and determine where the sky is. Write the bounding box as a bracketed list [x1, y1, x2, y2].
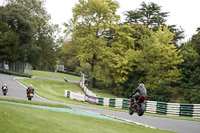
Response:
[1, 0, 200, 42]
[44, 0, 200, 43]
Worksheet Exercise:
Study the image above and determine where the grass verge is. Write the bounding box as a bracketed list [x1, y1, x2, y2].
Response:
[0, 69, 32, 77]
[32, 70, 80, 80]
[0, 102, 172, 133]
[0, 97, 70, 109]
[16, 78, 200, 122]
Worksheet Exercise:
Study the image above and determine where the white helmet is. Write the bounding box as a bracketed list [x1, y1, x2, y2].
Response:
[4, 83, 6, 86]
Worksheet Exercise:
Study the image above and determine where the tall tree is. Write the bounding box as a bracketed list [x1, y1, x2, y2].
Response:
[0, 19, 19, 61]
[0, 2, 33, 61]
[1, 0, 61, 70]
[137, 26, 183, 89]
[179, 28, 200, 103]
[124, 2, 184, 43]
[65, 0, 120, 88]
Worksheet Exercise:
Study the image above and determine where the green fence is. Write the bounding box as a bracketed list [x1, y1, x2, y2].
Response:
[179, 104, 194, 117]
[122, 99, 129, 110]
[157, 102, 167, 115]
[109, 98, 116, 107]
[98, 97, 104, 106]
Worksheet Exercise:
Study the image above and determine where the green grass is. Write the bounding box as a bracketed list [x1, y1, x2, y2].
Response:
[0, 68, 32, 77]
[144, 112, 200, 122]
[0, 97, 70, 109]
[16, 78, 87, 105]
[32, 70, 80, 80]
[16, 78, 200, 122]
[90, 88, 124, 98]
[0, 102, 172, 133]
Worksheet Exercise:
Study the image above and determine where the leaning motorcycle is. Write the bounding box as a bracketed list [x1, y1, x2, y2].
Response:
[27, 91, 34, 100]
[2, 87, 8, 96]
[129, 95, 147, 116]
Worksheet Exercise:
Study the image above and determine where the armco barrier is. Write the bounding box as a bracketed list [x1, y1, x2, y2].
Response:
[157, 102, 167, 115]
[166, 103, 180, 116]
[65, 90, 200, 118]
[115, 98, 123, 108]
[109, 98, 115, 107]
[179, 104, 194, 117]
[193, 104, 200, 118]
[122, 99, 129, 110]
[98, 97, 104, 105]
[146, 101, 157, 114]
[87, 95, 97, 104]
[103, 98, 110, 106]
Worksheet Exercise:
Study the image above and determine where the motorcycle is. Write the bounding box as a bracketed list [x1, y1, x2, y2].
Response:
[2, 87, 8, 96]
[129, 95, 147, 116]
[27, 91, 34, 100]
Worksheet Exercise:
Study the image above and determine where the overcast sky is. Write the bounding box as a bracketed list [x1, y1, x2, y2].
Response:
[44, 0, 200, 43]
[1, 0, 200, 42]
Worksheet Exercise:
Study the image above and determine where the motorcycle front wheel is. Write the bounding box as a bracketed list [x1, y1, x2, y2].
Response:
[129, 105, 134, 115]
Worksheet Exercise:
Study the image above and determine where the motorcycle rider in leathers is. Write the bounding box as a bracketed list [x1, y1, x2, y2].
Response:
[26, 85, 34, 96]
[129, 83, 147, 107]
[1, 83, 8, 92]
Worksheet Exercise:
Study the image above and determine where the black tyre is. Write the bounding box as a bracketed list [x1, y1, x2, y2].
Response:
[137, 103, 145, 116]
[28, 97, 32, 100]
[129, 105, 134, 115]
[3, 93, 6, 96]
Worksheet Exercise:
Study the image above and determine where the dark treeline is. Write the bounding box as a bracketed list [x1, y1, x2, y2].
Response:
[1, 0, 199, 103]
[0, 0, 62, 70]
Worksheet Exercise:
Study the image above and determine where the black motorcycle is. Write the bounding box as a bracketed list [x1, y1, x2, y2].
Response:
[129, 95, 147, 116]
[27, 91, 34, 100]
[2, 86, 8, 96]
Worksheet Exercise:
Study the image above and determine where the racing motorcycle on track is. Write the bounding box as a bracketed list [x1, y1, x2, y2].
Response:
[129, 95, 147, 116]
[27, 91, 34, 100]
[2, 86, 8, 96]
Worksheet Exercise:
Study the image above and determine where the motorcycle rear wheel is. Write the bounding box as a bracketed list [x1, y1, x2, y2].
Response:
[28, 97, 32, 100]
[137, 103, 145, 116]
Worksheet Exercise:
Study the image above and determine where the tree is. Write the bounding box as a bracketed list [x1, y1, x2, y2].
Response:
[0, 2, 33, 61]
[179, 28, 200, 103]
[124, 2, 184, 43]
[1, 0, 61, 70]
[66, 0, 120, 88]
[59, 40, 80, 72]
[137, 26, 183, 89]
[0, 19, 19, 61]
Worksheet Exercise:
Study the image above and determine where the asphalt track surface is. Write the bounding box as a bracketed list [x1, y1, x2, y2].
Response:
[0, 73, 200, 133]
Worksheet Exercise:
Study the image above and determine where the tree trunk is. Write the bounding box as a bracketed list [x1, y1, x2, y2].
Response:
[89, 77, 94, 88]
[89, 62, 94, 88]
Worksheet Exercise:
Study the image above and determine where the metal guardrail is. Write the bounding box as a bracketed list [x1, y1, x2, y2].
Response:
[64, 89, 200, 118]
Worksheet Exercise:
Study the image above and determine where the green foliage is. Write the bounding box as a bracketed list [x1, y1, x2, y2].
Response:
[124, 2, 184, 43]
[0, 0, 60, 70]
[137, 26, 183, 89]
[0, 20, 19, 61]
[147, 80, 172, 102]
[66, 0, 120, 88]
[0, 2, 33, 61]
[179, 28, 200, 103]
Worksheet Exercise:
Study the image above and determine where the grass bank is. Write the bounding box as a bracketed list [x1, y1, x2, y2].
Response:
[16, 78, 200, 122]
[0, 68, 32, 77]
[0, 102, 172, 133]
[32, 70, 80, 80]
[0, 97, 70, 109]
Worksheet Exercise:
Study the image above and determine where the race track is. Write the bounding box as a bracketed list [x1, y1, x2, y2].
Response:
[0, 73, 199, 133]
